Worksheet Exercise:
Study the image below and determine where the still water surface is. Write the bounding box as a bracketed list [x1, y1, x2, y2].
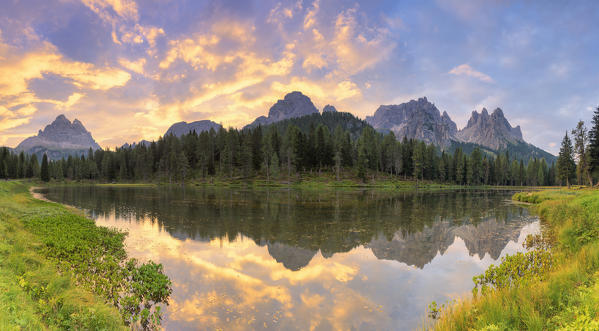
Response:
[39, 186, 539, 331]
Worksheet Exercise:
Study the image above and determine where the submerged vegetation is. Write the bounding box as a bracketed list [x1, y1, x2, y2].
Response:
[432, 188, 599, 330]
[0, 181, 171, 329]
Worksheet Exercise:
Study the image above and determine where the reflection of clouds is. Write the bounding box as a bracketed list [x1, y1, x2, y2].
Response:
[93, 210, 539, 330]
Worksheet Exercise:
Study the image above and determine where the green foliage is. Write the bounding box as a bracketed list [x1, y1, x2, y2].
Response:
[588, 106, 599, 180]
[21, 208, 172, 329]
[472, 248, 553, 296]
[557, 132, 576, 187]
[0, 182, 171, 329]
[40, 154, 49, 182]
[434, 189, 599, 330]
[0, 182, 124, 329]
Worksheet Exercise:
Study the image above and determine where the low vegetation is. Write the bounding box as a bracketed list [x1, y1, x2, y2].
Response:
[0, 181, 171, 329]
[431, 188, 599, 330]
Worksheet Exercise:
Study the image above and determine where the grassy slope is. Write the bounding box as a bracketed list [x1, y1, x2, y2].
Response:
[0, 181, 124, 330]
[433, 188, 599, 330]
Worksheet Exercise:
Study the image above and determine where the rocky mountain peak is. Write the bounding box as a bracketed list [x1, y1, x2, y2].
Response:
[268, 91, 318, 120]
[15, 114, 101, 160]
[38, 115, 94, 142]
[491, 107, 503, 118]
[365, 97, 458, 147]
[456, 107, 524, 150]
[363, 97, 548, 156]
[245, 91, 319, 128]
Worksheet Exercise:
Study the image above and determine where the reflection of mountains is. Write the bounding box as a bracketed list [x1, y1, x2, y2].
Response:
[366, 216, 531, 268]
[40, 187, 535, 270]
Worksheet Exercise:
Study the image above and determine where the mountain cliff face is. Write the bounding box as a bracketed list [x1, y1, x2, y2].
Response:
[456, 108, 523, 150]
[365, 97, 458, 147]
[245, 91, 319, 129]
[365, 97, 554, 160]
[165, 120, 222, 137]
[15, 114, 101, 160]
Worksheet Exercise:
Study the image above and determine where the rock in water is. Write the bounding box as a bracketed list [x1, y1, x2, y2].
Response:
[165, 120, 222, 137]
[15, 114, 101, 160]
[366, 97, 458, 147]
[245, 91, 319, 128]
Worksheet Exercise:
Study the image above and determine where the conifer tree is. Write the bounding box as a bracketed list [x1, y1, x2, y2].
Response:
[571, 120, 592, 186]
[412, 141, 425, 182]
[588, 106, 599, 183]
[41, 154, 50, 182]
[557, 132, 576, 188]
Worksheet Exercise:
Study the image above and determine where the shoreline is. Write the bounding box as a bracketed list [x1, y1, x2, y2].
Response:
[0, 181, 172, 329]
[35, 177, 554, 193]
[433, 188, 599, 330]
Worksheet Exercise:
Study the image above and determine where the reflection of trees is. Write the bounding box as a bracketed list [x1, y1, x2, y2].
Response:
[40, 187, 533, 270]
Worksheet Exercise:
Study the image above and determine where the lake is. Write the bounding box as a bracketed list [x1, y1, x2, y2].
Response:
[37, 186, 539, 331]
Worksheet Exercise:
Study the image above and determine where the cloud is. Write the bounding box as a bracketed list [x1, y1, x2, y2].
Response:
[81, 0, 139, 22]
[302, 53, 327, 72]
[119, 57, 146, 75]
[449, 64, 494, 83]
[330, 7, 395, 75]
[0, 36, 130, 142]
[303, 0, 320, 30]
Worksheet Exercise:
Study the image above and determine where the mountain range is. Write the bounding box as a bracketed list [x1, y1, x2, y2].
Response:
[11, 91, 555, 162]
[365, 96, 554, 161]
[366, 97, 523, 149]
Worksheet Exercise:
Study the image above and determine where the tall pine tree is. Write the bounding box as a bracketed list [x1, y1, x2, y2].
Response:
[587, 106, 599, 184]
[571, 120, 592, 186]
[557, 132, 576, 188]
[40, 154, 50, 182]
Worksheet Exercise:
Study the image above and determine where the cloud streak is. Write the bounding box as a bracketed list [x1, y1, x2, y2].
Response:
[448, 64, 493, 83]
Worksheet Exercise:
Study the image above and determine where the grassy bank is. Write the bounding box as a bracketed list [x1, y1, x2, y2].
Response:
[0, 181, 171, 329]
[43, 173, 552, 192]
[432, 188, 599, 330]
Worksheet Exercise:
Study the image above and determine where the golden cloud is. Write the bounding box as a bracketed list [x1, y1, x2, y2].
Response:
[331, 8, 395, 75]
[119, 57, 146, 75]
[81, 0, 139, 22]
[0, 41, 130, 102]
[303, 0, 320, 30]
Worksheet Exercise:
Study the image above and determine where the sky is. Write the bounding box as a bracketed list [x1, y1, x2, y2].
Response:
[0, 0, 598, 154]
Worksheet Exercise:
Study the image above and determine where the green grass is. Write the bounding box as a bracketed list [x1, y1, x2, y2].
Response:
[0, 180, 172, 330]
[432, 188, 599, 330]
[0, 180, 124, 330]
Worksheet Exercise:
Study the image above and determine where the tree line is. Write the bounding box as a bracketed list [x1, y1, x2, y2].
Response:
[556, 106, 599, 187]
[1, 112, 562, 186]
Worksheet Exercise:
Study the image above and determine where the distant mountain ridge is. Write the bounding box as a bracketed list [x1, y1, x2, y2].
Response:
[15, 114, 100, 160]
[165, 120, 222, 137]
[14, 92, 555, 163]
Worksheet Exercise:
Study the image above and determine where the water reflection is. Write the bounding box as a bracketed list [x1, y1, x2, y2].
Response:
[39, 186, 539, 330]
